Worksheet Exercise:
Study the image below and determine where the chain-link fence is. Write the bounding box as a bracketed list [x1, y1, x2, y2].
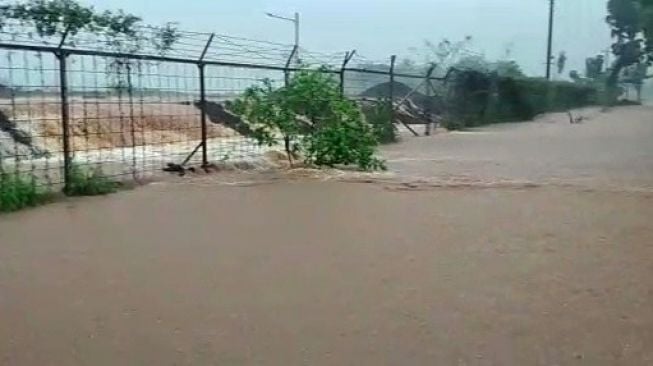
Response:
[0, 21, 443, 194]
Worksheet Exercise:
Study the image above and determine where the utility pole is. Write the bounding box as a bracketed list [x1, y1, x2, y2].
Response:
[266, 11, 300, 64]
[545, 0, 555, 80]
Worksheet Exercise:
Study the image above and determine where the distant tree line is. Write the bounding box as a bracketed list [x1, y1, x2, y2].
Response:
[603, 0, 653, 101]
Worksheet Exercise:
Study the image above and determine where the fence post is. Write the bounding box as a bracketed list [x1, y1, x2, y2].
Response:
[56, 50, 72, 194]
[198, 33, 214, 167]
[284, 45, 299, 86]
[424, 63, 436, 136]
[389, 55, 397, 125]
[198, 64, 208, 166]
[339, 50, 356, 97]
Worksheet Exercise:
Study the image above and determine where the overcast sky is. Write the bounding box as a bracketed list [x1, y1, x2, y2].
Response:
[83, 0, 612, 77]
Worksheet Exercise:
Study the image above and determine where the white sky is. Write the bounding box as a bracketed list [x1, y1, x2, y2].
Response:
[83, 0, 612, 77]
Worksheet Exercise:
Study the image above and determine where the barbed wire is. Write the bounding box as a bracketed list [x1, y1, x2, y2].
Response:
[0, 19, 351, 68]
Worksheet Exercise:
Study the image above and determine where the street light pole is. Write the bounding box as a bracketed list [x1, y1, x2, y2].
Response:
[266, 11, 300, 63]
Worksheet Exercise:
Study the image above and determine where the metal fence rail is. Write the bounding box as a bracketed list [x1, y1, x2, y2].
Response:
[0, 21, 442, 193]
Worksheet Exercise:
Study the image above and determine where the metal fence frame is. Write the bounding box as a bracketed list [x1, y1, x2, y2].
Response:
[0, 33, 442, 193]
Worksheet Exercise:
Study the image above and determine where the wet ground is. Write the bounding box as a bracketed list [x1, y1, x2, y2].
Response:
[1, 106, 652, 365]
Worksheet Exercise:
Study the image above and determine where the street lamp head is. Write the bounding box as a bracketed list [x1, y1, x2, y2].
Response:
[264, 11, 300, 53]
[265, 12, 296, 23]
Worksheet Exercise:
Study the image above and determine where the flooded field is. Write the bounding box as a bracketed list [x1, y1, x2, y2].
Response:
[1, 106, 652, 365]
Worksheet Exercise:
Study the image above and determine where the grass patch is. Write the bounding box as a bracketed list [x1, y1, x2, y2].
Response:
[2, 165, 122, 213]
[66, 164, 119, 196]
[0, 174, 50, 213]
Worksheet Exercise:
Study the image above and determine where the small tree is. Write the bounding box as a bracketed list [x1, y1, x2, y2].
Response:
[408, 36, 474, 74]
[452, 56, 525, 78]
[570, 70, 582, 82]
[229, 80, 301, 166]
[283, 69, 341, 127]
[605, 0, 650, 101]
[230, 69, 385, 171]
[494, 60, 525, 78]
[644, 0, 653, 61]
[621, 62, 649, 100]
[557, 51, 568, 76]
[585, 55, 606, 79]
[305, 97, 385, 170]
[362, 99, 397, 144]
[0, 0, 180, 91]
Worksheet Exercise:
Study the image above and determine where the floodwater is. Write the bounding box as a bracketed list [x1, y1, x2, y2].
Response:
[1, 106, 653, 365]
[384, 106, 653, 191]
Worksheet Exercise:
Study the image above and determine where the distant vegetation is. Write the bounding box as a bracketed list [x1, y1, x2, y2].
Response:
[355, 36, 599, 130]
[603, 0, 653, 102]
[565, 1, 652, 104]
[443, 71, 598, 130]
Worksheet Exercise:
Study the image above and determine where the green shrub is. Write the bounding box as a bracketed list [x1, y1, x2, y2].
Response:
[66, 164, 118, 196]
[0, 173, 49, 212]
[509, 78, 598, 115]
[447, 70, 494, 127]
[494, 77, 537, 121]
[444, 70, 599, 129]
[440, 118, 466, 131]
[283, 69, 342, 126]
[305, 98, 386, 170]
[229, 79, 302, 165]
[231, 68, 386, 171]
[362, 99, 398, 144]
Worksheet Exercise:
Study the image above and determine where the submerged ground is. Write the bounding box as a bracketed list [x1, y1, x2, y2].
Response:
[1, 106, 652, 365]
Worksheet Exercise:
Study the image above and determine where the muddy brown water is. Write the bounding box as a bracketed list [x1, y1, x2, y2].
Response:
[1, 107, 653, 365]
[384, 107, 653, 191]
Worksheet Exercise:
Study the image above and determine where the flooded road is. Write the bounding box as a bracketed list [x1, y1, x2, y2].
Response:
[1, 107, 652, 365]
[384, 106, 653, 191]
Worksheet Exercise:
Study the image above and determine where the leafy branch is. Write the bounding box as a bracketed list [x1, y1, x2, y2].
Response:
[0, 1, 181, 93]
[0, 0, 178, 51]
[230, 69, 386, 171]
[229, 79, 303, 166]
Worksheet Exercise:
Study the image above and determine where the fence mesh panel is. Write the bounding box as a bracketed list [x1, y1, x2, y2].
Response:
[0, 48, 64, 189]
[0, 21, 442, 194]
